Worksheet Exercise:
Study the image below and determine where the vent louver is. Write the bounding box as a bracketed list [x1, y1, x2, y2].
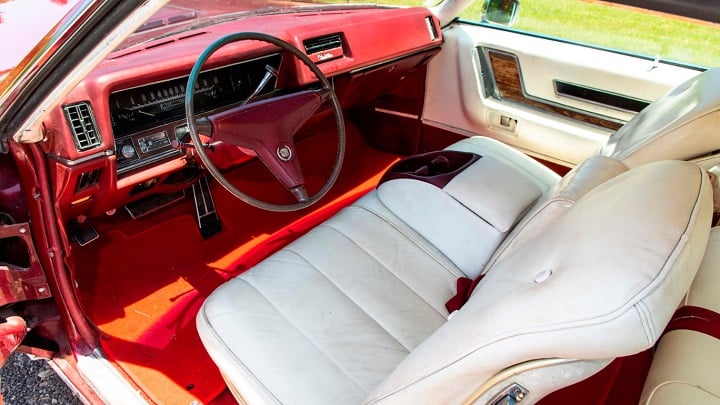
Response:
[75, 169, 101, 192]
[63, 102, 101, 151]
[303, 34, 343, 63]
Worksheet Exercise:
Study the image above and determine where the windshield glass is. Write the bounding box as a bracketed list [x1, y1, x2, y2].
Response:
[0, 0, 427, 77]
[117, 0, 427, 49]
[0, 0, 81, 75]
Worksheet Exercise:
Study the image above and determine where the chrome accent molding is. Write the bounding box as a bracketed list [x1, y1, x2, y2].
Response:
[374, 107, 419, 120]
[48, 149, 114, 166]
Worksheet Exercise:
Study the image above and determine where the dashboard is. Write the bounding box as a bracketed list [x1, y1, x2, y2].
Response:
[109, 54, 281, 174]
[42, 6, 443, 219]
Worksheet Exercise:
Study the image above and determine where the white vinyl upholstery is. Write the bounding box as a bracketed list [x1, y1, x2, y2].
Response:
[485, 155, 628, 270]
[377, 154, 543, 278]
[447, 136, 560, 192]
[197, 194, 463, 404]
[197, 156, 711, 404]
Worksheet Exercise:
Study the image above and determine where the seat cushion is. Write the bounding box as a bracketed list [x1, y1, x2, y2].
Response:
[447, 136, 560, 192]
[197, 193, 466, 404]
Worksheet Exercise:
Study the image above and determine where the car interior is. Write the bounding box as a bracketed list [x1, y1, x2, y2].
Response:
[2, 0, 720, 403]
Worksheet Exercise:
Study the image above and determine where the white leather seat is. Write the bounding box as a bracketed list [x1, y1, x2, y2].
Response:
[197, 157, 711, 404]
[600, 67, 720, 169]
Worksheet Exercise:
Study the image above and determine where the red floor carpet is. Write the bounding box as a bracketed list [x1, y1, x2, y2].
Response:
[71, 127, 399, 404]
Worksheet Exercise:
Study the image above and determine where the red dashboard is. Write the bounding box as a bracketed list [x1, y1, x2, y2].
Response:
[40, 6, 442, 219]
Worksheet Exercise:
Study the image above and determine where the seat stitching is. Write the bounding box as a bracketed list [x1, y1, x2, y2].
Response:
[312, 223, 449, 320]
[240, 277, 370, 395]
[282, 247, 416, 352]
[342, 204, 464, 279]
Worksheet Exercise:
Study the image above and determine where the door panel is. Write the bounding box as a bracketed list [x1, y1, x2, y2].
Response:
[423, 23, 701, 166]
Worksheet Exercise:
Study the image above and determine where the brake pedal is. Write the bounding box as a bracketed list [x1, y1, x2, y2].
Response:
[192, 175, 222, 239]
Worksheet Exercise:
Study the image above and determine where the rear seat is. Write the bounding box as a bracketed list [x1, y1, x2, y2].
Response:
[640, 227, 720, 404]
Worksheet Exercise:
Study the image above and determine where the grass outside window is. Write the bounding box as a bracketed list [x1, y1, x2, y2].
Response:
[331, 0, 720, 67]
[461, 0, 720, 68]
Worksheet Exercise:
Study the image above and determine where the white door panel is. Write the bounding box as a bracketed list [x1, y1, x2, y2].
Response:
[423, 23, 701, 166]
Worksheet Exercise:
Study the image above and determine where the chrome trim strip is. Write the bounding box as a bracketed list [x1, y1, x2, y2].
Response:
[117, 149, 182, 174]
[425, 16, 439, 41]
[374, 107, 419, 120]
[76, 349, 147, 405]
[48, 150, 114, 166]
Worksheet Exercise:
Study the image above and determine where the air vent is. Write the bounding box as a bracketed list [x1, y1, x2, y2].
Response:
[63, 102, 101, 151]
[303, 34, 344, 63]
[75, 168, 102, 192]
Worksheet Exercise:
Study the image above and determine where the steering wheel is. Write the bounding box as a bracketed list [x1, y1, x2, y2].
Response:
[184, 32, 346, 212]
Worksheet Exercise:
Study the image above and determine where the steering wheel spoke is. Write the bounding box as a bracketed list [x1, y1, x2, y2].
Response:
[185, 32, 345, 211]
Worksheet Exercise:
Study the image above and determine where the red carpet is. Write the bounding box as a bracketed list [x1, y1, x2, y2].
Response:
[71, 126, 399, 404]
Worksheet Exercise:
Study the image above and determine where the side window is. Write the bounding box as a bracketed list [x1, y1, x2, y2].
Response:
[461, 0, 720, 68]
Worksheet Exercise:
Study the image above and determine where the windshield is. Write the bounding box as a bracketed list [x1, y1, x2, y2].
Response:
[0, 0, 426, 77]
[0, 0, 81, 75]
[118, 0, 425, 50]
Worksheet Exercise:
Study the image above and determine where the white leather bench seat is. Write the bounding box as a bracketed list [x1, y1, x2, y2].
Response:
[198, 198, 463, 403]
[641, 228, 720, 405]
[197, 149, 549, 403]
[198, 157, 711, 404]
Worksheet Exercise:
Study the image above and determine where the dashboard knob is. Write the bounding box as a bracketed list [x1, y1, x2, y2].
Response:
[120, 144, 136, 158]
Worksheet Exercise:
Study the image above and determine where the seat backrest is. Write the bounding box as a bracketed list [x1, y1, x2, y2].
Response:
[600, 67, 720, 169]
[365, 160, 712, 404]
[484, 155, 628, 271]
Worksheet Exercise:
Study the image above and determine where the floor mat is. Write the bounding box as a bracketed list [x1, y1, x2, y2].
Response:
[71, 127, 399, 404]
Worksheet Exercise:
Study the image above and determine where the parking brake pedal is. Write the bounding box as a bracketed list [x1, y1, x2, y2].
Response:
[192, 175, 222, 239]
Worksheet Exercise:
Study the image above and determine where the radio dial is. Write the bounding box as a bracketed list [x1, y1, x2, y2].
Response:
[121, 144, 136, 158]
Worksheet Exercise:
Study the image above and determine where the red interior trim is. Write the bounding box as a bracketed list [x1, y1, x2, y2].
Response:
[664, 305, 720, 340]
[538, 350, 653, 405]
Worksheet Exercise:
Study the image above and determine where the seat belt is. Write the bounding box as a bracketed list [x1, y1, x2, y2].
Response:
[445, 274, 485, 313]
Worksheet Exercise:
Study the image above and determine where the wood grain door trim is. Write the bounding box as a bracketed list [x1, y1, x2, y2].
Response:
[482, 48, 625, 131]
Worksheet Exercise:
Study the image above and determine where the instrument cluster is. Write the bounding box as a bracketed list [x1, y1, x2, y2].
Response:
[109, 54, 281, 174]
